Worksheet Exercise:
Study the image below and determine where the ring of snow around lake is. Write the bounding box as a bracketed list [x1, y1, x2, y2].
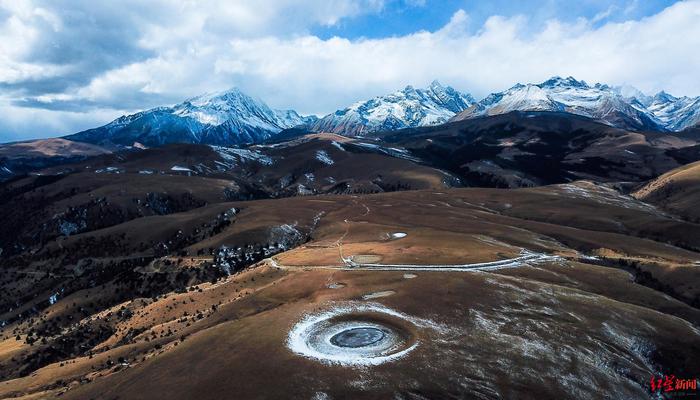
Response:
[330, 327, 386, 348]
[286, 303, 423, 366]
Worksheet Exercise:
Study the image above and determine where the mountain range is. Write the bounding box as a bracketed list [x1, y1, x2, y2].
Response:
[59, 76, 700, 148]
[4, 110, 700, 399]
[4, 85, 700, 399]
[451, 76, 700, 132]
[645, 90, 700, 131]
[309, 80, 475, 135]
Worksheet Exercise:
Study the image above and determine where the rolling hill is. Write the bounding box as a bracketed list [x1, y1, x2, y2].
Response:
[633, 160, 700, 222]
[1, 180, 699, 399]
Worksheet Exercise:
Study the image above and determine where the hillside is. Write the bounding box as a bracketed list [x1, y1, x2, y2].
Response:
[633, 160, 700, 222]
[0, 139, 111, 180]
[1, 182, 699, 399]
[1, 109, 700, 400]
[373, 111, 700, 187]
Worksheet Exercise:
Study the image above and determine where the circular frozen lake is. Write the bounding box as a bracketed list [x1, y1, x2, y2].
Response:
[286, 304, 421, 366]
[330, 327, 386, 348]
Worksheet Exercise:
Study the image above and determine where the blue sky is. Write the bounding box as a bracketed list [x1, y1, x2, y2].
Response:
[314, 0, 676, 39]
[0, 0, 697, 142]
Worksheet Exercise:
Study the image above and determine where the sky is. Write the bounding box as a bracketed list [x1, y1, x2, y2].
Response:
[0, 0, 698, 142]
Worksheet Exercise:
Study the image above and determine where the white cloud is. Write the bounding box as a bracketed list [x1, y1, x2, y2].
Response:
[0, 100, 123, 142]
[0, 0, 699, 140]
[182, 0, 700, 114]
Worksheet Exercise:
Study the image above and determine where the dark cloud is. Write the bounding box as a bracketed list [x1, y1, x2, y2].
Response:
[3, 1, 154, 97]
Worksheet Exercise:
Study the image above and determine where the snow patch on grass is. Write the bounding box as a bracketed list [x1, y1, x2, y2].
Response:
[211, 145, 273, 167]
[331, 141, 345, 151]
[316, 150, 334, 165]
[94, 166, 122, 174]
[287, 302, 445, 367]
[558, 182, 664, 214]
[362, 290, 395, 300]
[353, 142, 421, 162]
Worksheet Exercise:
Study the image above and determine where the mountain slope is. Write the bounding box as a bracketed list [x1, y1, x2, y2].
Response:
[632, 160, 700, 222]
[60, 79, 700, 147]
[451, 77, 664, 131]
[2, 182, 700, 399]
[373, 111, 700, 187]
[0, 138, 111, 180]
[310, 81, 474, 136]
[647, 91, 700, 131]
[65, 89, 316, 147]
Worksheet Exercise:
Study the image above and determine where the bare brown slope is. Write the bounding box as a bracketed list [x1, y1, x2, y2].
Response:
[0, 139, 112, 180]
[632, 160, 700, 222]
[62, 266, 698, 400]
[0, 138, 110, 159]
[0, 137, 455, 258]
[1, 186, 700, 399]
[371, 111, 700, 188]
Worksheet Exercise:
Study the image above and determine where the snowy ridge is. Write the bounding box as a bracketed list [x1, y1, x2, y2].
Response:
[645, 91, 700, 131]
[452, 76, 700, 132]
[64, 78, 700, 148]
[310, 81, 475, 136]
[174, 88, 313, 129]
[453, 77, 658, 130]
[66, 88, 317, 147]
[311, 76, 699, 135]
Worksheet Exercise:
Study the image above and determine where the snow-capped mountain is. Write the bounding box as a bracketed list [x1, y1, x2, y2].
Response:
[66, 88, 317, 147]
[310, 81, 475, 136]
[645, 91, 700, 131]
[63, 79, 700, 148]
[451, 76, 664, 131]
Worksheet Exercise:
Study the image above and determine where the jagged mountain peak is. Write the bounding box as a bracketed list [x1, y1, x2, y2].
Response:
[453, 76, 665, 131]
[451, 76, 700, 132]
[182, 87, 272, 109]
[612, 85, 652, 107]
[60, 78, 700, 147]
[309, 82, 475, 136]
[429, 79, 445, 89]
[172, 87, 281, 127]
[65, 87, 313, 147]
[539, 76, 589, 89]
[428, 80, 459, 96]
[653, 90, 678, 102]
